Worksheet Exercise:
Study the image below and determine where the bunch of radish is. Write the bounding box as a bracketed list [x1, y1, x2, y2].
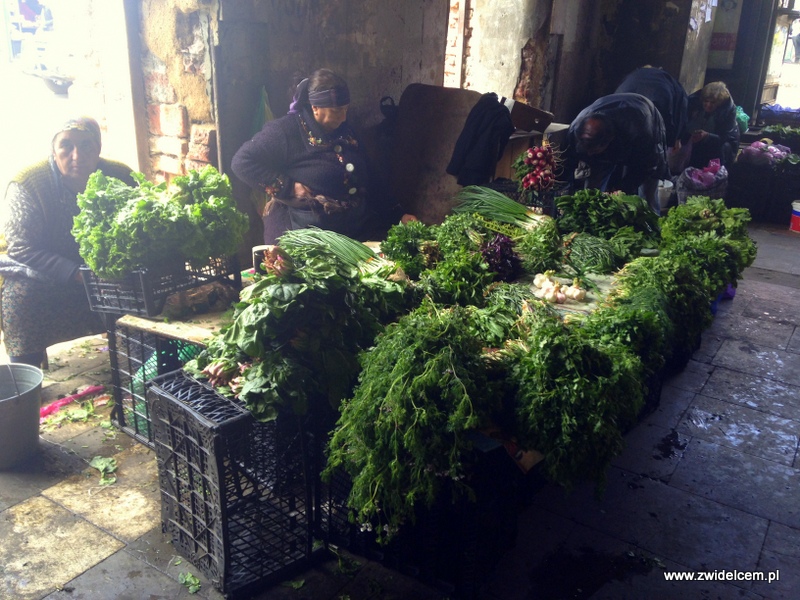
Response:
[520, 143, 559, 191]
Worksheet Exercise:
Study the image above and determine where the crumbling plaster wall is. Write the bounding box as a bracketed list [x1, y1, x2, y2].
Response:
[140, 0, 215, 124]
[679, 0, 719, 94]
[457, 0, 609, 125]
[463, 0, 538, 97]
[136, 0, 221, 184]
[459, 0, 709, 126]
[461, 0, 593, 121]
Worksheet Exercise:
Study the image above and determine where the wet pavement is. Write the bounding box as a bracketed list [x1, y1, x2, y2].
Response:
[0, 222, 799, 599]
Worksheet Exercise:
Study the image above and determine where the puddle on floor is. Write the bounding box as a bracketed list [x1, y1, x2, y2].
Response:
[528, 546, 661, 599]
[653, 430, 687, 460]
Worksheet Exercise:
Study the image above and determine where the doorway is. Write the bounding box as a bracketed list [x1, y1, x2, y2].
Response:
[762, 1, 800, 110]
[0, 0, 140, 188]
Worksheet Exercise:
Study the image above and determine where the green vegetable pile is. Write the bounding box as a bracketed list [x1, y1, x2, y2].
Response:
[72, 165, 249, 280]
[185, 228, 411, 421]
[184, 186, 757, 543]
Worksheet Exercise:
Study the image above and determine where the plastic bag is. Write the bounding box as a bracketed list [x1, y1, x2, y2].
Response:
[676, 159, 728, 203]
[735, 105, 750, 135]
[667, 140, 692, 175]
[250, 87, 275, 136]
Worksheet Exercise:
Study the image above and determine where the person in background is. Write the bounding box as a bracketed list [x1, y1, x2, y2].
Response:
[563, 92, 667, 213]
[614, 65, 688, 150]
[0, 117, 134, 368]
[792, 19, 800, 63]
[680, 81, 740, 171]
[232, 68, 414, 245]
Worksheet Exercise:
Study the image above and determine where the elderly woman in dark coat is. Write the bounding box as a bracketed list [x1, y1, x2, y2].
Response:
[232, 69, 367, 244]
[232, 68, 413, 244]
[681, 81, 740, 170]
[0, 117, 134, 367]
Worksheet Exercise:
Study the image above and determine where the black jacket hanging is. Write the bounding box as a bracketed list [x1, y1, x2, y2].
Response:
[446, 92, 515, 186]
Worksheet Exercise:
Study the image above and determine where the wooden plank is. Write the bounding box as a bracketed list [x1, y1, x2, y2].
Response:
[116, 312, 229, 346]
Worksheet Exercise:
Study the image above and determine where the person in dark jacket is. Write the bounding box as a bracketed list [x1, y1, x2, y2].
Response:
[0, 117, 135, 367]
[563, 92, 667, 213]
[680, 81, 740, 170]
[615, 65, 688, 148]
[232, 68, 414, 245]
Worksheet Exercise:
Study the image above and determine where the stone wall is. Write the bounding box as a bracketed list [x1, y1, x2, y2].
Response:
[127, 0, 741, 246]
[138, 0, 218, 181]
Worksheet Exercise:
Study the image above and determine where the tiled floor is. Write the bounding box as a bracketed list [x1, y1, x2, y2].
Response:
[0, 223, 798, 600]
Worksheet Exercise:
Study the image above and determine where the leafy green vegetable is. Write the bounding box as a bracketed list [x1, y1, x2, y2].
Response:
[380, 220, 437, 279]
[610, 256, 711, 370]
[453, 185, 546, 229]
[659, 195, 752, 243]
[324, 300, 497, 542]
[89, 456, 117, 485]
[478, 282, 550, 347]
[181, 188, 758, 543]
[562, 232, 620, 275]
[178, 572, 201, 594]
[577, 286, 672, 378]
[186, 230, 410, 421]
[500, 309, 645, 490]
[659, 195, 756, 297]
[432, 211, 501, 257]
[73, 166, 248, 280]
[417, 249, 494, 307]
[607, 225, 653, 263]
[555, 189, 660, 242]
[513, 216, 562, 275]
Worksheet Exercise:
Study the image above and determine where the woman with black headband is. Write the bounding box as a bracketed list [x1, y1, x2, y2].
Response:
[0, 116, 135, 367]
[232, 68, 411, 244]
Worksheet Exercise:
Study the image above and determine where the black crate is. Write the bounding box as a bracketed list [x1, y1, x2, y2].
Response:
[767, 168, 800, 225]
[316, 442, 521, 599]
[724, 162, 773, 221]
[81, 255, 241, 317]
[148, 370, 315, 599]
[109, 323, 202, 448]
[314, 464, 377, 560]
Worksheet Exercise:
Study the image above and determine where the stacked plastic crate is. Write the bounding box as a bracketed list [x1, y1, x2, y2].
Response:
[147, 370, 318, 597]
[80, 257, 240, 448]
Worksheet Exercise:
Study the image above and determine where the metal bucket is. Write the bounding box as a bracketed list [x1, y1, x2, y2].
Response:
[0, 364, 44, 469]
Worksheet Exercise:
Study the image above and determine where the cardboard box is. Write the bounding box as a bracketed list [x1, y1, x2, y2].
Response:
[504, 98, 554, 133]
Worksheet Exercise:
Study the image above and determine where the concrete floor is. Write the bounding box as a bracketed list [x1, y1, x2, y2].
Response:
[0, 223, 799, 600]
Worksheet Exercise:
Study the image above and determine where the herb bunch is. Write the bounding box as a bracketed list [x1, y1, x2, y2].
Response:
[324, 300, 499, 541]
[186, 230, 409, 421]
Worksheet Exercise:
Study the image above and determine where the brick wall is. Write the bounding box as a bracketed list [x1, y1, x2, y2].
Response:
[143, 56, 217, 181]
[145, 100, 218, 181]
